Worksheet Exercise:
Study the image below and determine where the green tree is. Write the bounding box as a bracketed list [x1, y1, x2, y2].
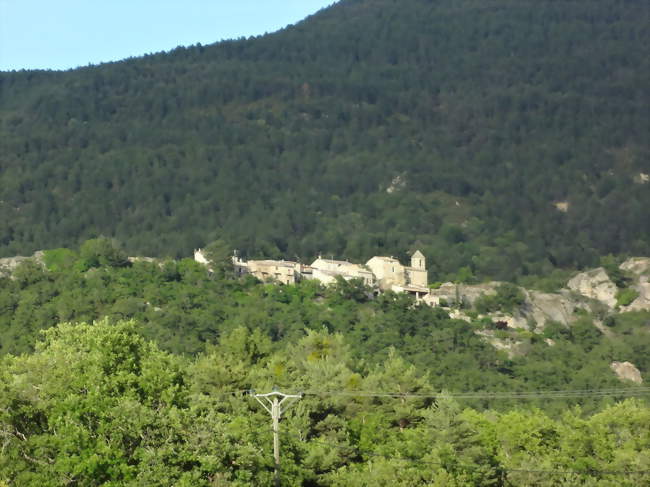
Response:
[202, 239, 234, 278]
[78, 237, 129, 269]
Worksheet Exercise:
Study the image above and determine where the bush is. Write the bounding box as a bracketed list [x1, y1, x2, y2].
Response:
[616, 288, 639, 307]
[600, 255, 630, 288]
[43, 248, 78, 271]
[79, 237, 129, 269]
[475, 283, 525, 314]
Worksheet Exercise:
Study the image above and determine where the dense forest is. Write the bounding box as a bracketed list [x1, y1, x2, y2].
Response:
[1, 0, 648, 282]
[1, 240, 649, 485]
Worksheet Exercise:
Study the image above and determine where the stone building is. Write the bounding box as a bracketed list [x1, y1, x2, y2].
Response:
[309, 257, 375, 286]
[196, 248, 428, 297]
[233, 255, 302, 285]
[366, 250, 428, 298]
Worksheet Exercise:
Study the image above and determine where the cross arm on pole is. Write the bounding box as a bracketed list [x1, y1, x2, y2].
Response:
[252, 390, 302, 418]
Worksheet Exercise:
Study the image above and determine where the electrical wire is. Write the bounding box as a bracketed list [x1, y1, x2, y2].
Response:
[296, 387, 650, 400]
[207, 389, 251, 398]
[211, 387, 650, 400]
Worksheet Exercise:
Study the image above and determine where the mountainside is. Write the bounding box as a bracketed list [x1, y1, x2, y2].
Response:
[1, 0, 648, 282]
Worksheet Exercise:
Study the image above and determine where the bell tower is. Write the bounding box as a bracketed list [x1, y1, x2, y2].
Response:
[411, 250, 425, 270]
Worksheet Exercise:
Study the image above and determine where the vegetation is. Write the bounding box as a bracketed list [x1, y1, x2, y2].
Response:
[1, 0, 649, 481]
[0, 240, 649, 484]
[474, 283, 526, 315]
[616, 288, 640, 308]
[1, 317, 648, 486]
[1, 0, 649, 283]
[0, 240, 648, 416]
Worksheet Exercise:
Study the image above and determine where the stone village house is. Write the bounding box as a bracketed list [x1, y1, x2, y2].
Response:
[195, 249, 429, 299]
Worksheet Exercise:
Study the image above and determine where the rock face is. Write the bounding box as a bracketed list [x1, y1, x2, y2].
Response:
[488, 313, 529, 329]
[431, 257, 650, 354]
[566, 267, 618, 308]
[427, 282, 502, 308]
[523, 290, 585, 330]
[610, 361, 643, 384]
[474, 330, 527, 358]
[0, 251, 44, 276]
[620, 257, 650, 276]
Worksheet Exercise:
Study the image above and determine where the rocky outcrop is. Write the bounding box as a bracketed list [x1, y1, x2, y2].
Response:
[523, 290, 586, 330]
[566, 267, 617, 308]
[487, 313, 529, 330]
[610, 361, 643, 384]
[620, 257, 650, 276]
[474, 330, 528, 358]
[433, 257, 650, 354]
[427, 282, 502, 308]
[430, 257, 650, 334]
[0, 251, 44, 277]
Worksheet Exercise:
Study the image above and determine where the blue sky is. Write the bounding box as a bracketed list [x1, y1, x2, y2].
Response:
[0, 0, 339, 71]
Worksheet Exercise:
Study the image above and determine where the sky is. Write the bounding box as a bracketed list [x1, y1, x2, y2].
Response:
[0, 0, 339, 71]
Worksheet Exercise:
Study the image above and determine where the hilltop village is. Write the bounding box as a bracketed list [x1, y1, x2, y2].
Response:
[195, 249, 432, 302]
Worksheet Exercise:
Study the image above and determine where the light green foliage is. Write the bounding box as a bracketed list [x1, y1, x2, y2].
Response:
[0, 319, 192, 485]
[42, 248, 78, 272]
[454, 266, 475, 284]
[0, 315, 649, 485]
[517, 268, 573, 293]
[1, 242, 650, 484]
[616, 288, 640, 307]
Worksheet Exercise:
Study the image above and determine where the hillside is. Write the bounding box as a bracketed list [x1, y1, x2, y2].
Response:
[1, 240, 648, 409]
[1, 0, 648, 282]
[1, 240, 649, 484]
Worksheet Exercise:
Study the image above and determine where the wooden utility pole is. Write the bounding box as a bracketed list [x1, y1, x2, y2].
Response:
[252, 390, 302, 487]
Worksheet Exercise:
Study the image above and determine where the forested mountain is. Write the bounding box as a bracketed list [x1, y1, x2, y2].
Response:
[1, 0, 648, 282]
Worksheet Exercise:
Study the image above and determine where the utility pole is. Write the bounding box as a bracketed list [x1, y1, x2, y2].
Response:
[252, 389, 302, 487]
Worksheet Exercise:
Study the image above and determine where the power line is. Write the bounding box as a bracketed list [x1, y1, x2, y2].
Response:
[298, 387, 650, 400]
[206, 389, 650, 479]
[207, 389, 251, 398]
[207, 387, 650, 400]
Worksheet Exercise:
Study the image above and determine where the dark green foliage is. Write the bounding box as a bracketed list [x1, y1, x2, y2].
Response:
[475, 283, 526, 314]
[601, 255, 632, 288]
[78, 237, 129, 269]
[1, 0, 649, 281]
[202, 239, 234, 278]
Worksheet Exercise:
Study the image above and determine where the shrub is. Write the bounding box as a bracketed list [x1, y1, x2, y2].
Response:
[616, 288, 640, 307]
[475, 283, 525, 314]
[43, 248, 78, 272]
